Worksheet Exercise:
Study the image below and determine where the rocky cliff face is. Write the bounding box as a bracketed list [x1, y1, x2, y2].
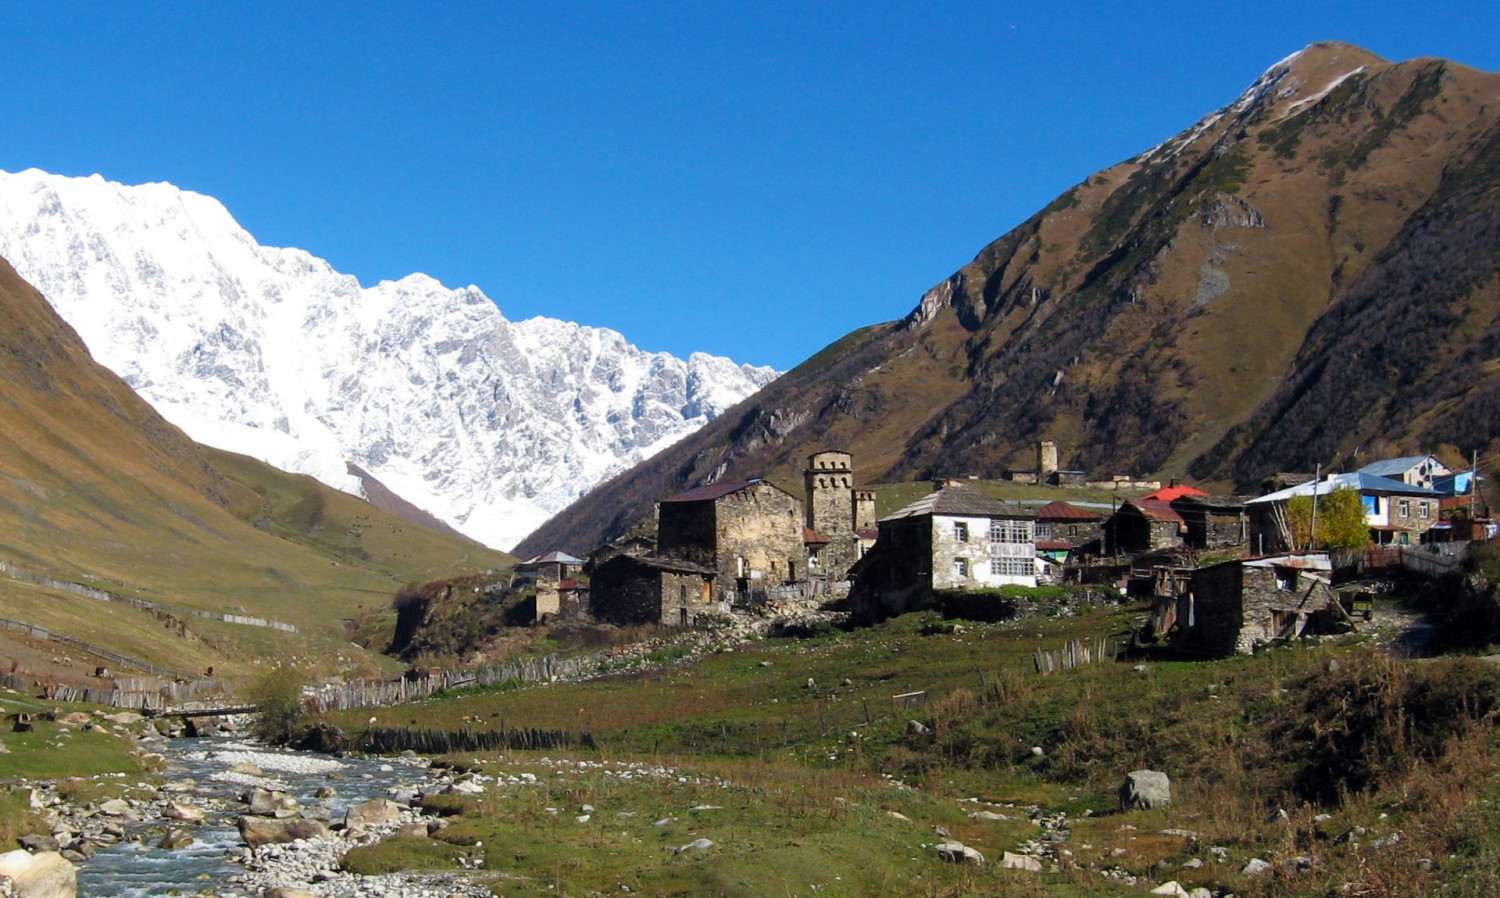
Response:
[519, 42, 1500, 558]
[0, 170, 779, 549]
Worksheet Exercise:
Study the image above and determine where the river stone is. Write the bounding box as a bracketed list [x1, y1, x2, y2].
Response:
[237, 816, 330, 849]
[17, 836, 58, 854]
[0, 849, 77, 898]
[392, 822, 429, 839]
[244, 789, 297, 816]
[264, 889, 318, 898]
[95, 799, 135, 819]
[159, 829, 195, 850]
[164, 802, 206, 822]
[345, 799, 403, 832]
[1118, 770, 1172, 811]
[228, 762, 263, 776]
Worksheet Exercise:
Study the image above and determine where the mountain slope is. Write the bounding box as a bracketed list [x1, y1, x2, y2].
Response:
[0, 171, 778, 550]
[0, 253, 511, 681]
[518, 43, 1500, 557]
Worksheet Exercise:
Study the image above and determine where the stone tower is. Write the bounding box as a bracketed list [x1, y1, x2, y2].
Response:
[1037, 441, 1059, 481]
[805, 450, 854, 537]
[853, 489, 876, 533]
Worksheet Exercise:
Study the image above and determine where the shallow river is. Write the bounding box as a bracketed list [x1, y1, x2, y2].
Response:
[77, 737, 434, 898]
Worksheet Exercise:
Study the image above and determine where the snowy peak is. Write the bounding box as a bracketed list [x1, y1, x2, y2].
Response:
[0, 168, 778, 550]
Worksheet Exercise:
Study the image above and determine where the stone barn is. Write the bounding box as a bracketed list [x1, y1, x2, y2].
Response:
[588, 555, 719, 627]
[656, 479, 806, 605]
[1158, 554, 1353, 656]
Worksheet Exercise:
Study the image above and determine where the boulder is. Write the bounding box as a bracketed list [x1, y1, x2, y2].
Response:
[16, 837, 58, 855]
[674, 838, 714, 854]
[159, 829, 195, 850]
[1150, 882, 1190, 897]
[94, 799, 136, 820]
[344, 799, 403, 832]
[1241, 858, 1273, 875]
[237, 816, 330, 849]
[998, 851, 1039, 871]
[164, 802, 206, 822]
[263, 889, 318, 898]
[243, 789, 297, 816]
[227, 762, 263, 776]
[392, 823, 429, 839]
[935, 841, 985, 865]
[0, 849, 77, 898]
[1118, 770, 1172, 811]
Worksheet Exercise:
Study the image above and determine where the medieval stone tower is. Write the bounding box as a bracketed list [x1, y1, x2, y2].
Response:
[1037, 440, 1059, 481]
[805, 450, 855, 539]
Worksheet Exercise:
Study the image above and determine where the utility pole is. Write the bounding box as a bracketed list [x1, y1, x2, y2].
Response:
[1309, 464, 1321, 551]
[1472, 449, 1478, 527]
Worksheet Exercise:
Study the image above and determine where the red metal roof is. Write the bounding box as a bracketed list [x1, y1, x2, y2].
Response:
[1036, 540, 1076, 551]
[1142, 484, 1208, 502]
[1034, 500, 1102, 521]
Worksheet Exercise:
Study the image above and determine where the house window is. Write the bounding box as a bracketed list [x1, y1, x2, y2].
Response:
[954, 522, 969, 542]
[989, 520, 1003, 542]
[1398, 499, 1410, 517]
[1036, 523, 1052, 540]
[991, 557, 1030, 576]
[1276, 568, 1297, 591]
[954, 559, 969, 579]
[1419, 502, 1430, 519]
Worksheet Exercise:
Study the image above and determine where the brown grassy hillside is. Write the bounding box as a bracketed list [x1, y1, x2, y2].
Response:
[519, 43, 1500, 557]
[0, 256, 512, 683]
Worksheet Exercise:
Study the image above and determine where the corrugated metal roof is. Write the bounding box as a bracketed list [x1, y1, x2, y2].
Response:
[881, 484, 1032, 522]
[1034, 500, 1102, 521]
[1142, 484, 1208, 502]
[525, 551, 584, 566]
[1359, 455, 1443, 478]
[1247, 472, 1442, 505]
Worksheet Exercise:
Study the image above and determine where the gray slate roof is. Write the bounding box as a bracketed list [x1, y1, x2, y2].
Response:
[881, 485, 1033, 523]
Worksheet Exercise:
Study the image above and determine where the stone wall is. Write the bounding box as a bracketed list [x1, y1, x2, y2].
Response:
[657, 499, 718, 567]
[714, 482, 806, 600]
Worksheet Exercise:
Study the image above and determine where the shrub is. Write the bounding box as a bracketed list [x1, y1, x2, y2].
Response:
[248, 666, 308, 745]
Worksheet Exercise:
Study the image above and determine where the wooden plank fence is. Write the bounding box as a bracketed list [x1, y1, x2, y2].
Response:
[358, 725, 586, 754]
[1034, 637, 1116, 674]
[304, 652, 600, 714]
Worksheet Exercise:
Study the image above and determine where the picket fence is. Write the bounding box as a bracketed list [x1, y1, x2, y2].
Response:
[1034, 637, 1116, 674]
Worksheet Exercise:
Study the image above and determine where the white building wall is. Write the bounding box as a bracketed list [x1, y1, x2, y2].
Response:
[930, 513, 1037, 590]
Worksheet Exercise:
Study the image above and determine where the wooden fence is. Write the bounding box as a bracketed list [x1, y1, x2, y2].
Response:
[0, 560, 297, 633]
[304, 652, 600, 714]
[0, 615, 188, 679]
[1034, 637, 1116, 674]
[357, 725, 586, 754]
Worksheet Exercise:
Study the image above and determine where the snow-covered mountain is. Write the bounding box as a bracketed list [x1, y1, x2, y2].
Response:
[0, 169, 779, 550]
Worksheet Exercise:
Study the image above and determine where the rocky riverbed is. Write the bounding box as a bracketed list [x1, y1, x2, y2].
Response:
[14, 719, 492, 897]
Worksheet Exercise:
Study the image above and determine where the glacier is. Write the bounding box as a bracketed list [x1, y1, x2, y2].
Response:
[0, 168, 779, 550]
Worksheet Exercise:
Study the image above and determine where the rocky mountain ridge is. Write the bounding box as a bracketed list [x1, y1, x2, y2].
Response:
[0, 170, 778, 550]
[518, 42, 1500, 557]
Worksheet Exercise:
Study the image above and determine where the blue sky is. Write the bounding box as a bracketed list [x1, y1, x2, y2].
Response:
[4, 2, 1497, 369]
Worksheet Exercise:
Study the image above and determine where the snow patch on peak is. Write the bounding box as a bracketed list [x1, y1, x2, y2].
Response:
[0, 168, 779, 550]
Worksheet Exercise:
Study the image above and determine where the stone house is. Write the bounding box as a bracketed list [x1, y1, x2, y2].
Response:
[656, 479, 806, 605]
[1033, 500, 1104, 560]
[588, 555, 719, 627]
[802, 450, 877, 580]
[1153, 554, 1352, 656]
[849, 483, 1036, 622]
[1105, 499, 1186, 555]
[1171, 495, 1250, 550]
[517, 551, 586, 619]
[1245, 472, 1443, 552]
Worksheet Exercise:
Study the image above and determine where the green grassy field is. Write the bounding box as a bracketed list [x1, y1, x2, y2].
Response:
[317, 600, 1500, 897]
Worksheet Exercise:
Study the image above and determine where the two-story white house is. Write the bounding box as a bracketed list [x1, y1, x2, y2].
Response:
[848, 482, 1036, 621]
